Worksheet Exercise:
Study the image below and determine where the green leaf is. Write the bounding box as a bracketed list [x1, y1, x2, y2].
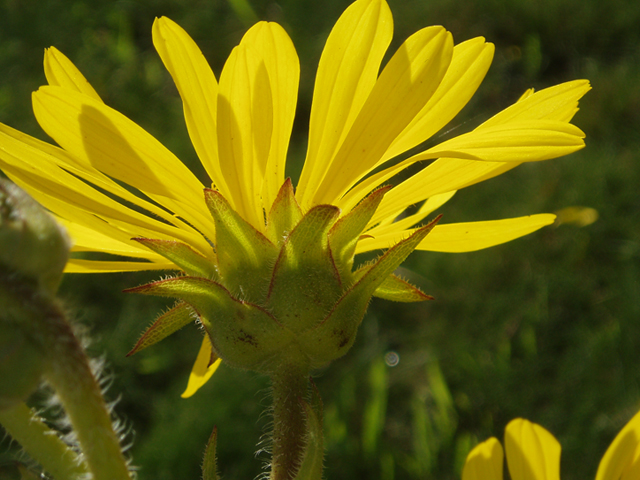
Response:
[266, 205, 342, 333]
[202, 426, 219, 480]
[133, 237, 217, 278]
[328, 186, 390, 279]
[293, 381, 324, 480]
[125, 276, 295, 372]
[266, 178, 303, 246]
[204, 189, 278, 302]
[126, 301, 194, 356]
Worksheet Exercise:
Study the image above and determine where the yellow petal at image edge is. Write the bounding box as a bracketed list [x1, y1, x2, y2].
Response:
[596, 409, 640, 480]
[182, 336, 222, 398]
[505, 419, 560, 480]
[462, 437, 504, 480]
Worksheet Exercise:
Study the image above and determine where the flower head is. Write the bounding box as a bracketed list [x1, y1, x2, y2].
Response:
[462, 410, 640, 480]
[0, 0, 589, 396]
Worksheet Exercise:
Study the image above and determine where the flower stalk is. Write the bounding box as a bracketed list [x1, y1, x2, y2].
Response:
[270, 369, 310, 480]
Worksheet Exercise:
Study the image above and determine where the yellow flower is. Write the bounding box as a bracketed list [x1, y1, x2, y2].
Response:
[0, 0, 589, 396]
[462, 410, 640, 480]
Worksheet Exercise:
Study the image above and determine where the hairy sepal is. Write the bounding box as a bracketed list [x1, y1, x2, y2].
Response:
[267, 205, 342, 333]
[133, 237, 217, 279]
[202, 426, 219, 480]
[266, 178, 303, 246]
[328, 186, 391, 279]
[369, 273, 433, 302]
[125, 277, 295, 371]
[126, 301, 194, 356]
[204, 189, 278, 303]
[299, 218, 439, 366]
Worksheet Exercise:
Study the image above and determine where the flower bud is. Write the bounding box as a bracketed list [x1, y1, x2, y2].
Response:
[0, 179, 70, 294]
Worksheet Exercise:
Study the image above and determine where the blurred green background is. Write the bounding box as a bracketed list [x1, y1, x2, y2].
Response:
[1, 0, 639, 478]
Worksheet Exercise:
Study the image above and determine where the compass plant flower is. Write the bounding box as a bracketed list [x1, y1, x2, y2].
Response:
[0, 0, 588, 399]
[462, 410, 640, 480]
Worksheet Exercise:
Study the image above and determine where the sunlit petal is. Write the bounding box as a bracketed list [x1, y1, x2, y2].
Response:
[57, 217, 166, 260]
[296, 0, 393, 207]
[217, 41, 273, 229]
[312, 26, 453, 206]
[241, 22, 300, 211]
[32, 86, 215, 240]
[481, 80, 591, 126]
[152, 17, 231, 200]
[0, 121, 207, 244]
[0, 127, 212, 256]
[367, 191, 456, 233]
[364, 158, 513, 227]
[339, 81, 590, 215]
[65, 259, 177, 273]
[356, 214, 555, 254]
[417, 120, 585, 163]
[44, 46, 102, 101]
[381, 37, 494, 163]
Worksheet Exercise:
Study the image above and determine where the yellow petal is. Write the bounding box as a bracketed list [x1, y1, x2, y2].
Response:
[181, 336, 222, 398]
[363, 158, 514, 227]
[152, 17, 232, 200]
[32, 86, 215, 241]
[382, 37, 494, 163]
[0, 121, 208, 248]
[217, 40, 274, 229]
[0, 126, 211, 255]
[355, 214, 555, 254]
[65, 259, 177, 273]
[505, 419, 561, 480]
[44, 46, 102, 102]
[596, 410, 640, 480]
[312, 26, 453, 206]
[367, 191, 456, 233]
[481, 80, 591, 126]
[296, 0, 393, 207]
[462, 437, 504, 480]
[241, 22, 300, 212]
[418, 120, 586, 163]
[339, 81, 589, 216]
[56, 216, 167, 260]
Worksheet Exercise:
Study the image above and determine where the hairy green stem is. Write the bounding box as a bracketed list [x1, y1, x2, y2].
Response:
[0, 402, 88, 480]
[38, 292, 132, 480]
[1, 274, 131, 480]
[269, 368, 309, 480]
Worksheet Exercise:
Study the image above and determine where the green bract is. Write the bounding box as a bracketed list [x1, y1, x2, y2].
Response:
[128, 181, 434, 374]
